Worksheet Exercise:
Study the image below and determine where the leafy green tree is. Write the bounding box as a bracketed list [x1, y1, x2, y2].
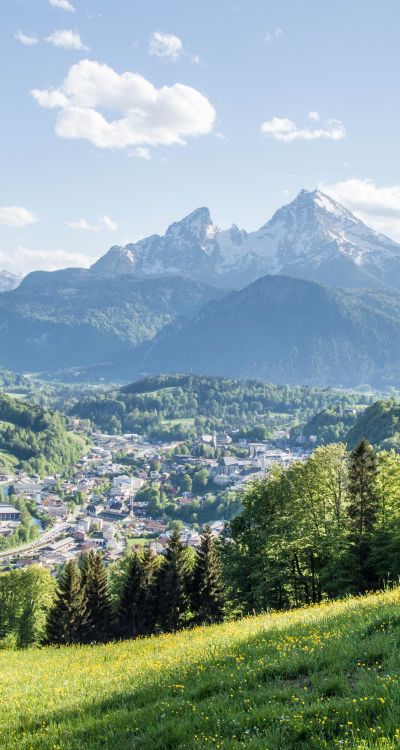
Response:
[0, 566, 55, 646]
[347, 439, 378, 591]
[192, 525, 225, 624]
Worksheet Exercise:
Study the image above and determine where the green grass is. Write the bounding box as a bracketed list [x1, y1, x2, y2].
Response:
[1, 589, 400, 749]
[126, 536, 149, 548]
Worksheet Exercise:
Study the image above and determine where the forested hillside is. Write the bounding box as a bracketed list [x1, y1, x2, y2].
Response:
[0, 393, 84, 475]
[70, 373, 372, 438]
[299, 399, 400, 450]
[141, 275, 400, 387]
[0, 270, 223, 372]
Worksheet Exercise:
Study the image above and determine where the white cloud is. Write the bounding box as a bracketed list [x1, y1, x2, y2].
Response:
[0, 247, 90, 274]
[261, 115, 345, 142]
[46, 30, 88, 50]
[15, 31, 38, 46]
[308, 111, 320, 122]
[67, 214, 118, 232]
[149, 31, 183, 60]
[31, 59, 216, 149]
[320, 178, 400, 242]
[149, 31, 200, 64]
[265, 28, 283, 42]
[0, 206, 38, 228]
[132, 147, 152, 160]
[49, 0, 75, 12]
[31, 89, 70, 108]
[102, 215, 118, 231]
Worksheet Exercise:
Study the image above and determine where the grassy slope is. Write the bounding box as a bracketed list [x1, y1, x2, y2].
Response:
[1, 590, 400, 750]
[0, 449, 18, 473]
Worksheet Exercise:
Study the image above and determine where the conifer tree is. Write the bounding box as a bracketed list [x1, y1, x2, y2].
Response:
[82, 551, 113, 643]
[46, 560, 88, 645]
[157, 525, 192, 633]
[118, 547, 158, 638]
[192, 525, 225, 624]
[347, 439, 378, 591]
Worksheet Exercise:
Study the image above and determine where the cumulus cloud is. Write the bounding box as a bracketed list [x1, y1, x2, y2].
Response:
[49, 0, 75, 11]
[320, 178, 400, 242]
[46, 30, 88, 50]
[0, 206, 38, 228]
[67, 214, 118, 232]
[0, 247, 90, 274]
[15, 31, 38, 46]
[308, 111, 320, 122]
[31, 59, 216, 149]
[261, 115, 345, 142]
[149, 31, 200, 64]
[149, 31, 183, 60]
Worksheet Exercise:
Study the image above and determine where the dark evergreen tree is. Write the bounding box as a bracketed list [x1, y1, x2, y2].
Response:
[157, 525, 192, 633]
[46, 560, 88, 645]
[347, 439, 378, 592]
[192, 525, 225, 624]
[118, 547, 158, 638]
[82, 551, 114, 643]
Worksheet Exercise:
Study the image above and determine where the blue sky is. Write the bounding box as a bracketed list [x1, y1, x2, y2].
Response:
[2, 0, 400, 272]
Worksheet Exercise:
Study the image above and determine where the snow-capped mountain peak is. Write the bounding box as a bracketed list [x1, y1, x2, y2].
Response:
[166, 207, 213, 243]
[91, 189, 400, 291]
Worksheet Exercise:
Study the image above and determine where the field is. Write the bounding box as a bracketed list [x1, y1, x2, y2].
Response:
[1, 589, 400, 749]
[126, 536, 149, 548]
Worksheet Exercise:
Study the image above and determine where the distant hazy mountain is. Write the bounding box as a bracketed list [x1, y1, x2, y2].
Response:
[0, 269, 22, 292]
[91, 190, 400, 290]
[140, 275, 400, 387]
[0, 269, 223, 372]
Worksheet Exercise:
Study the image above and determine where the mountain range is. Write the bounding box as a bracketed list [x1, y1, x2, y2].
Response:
[139, 275, 400, 387]
[2, 188, 400, 386]
[91, 189, 400, 291]
[0, 271, 223, 372]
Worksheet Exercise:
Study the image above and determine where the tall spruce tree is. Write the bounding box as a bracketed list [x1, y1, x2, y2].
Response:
[347, 439, 378, 592]
[46, 560, 88, 645]
[118, 547, 158, 638]
[192, 525, 225, 624]
[82, 551, 113, 643]
[157, 525, 192, 633]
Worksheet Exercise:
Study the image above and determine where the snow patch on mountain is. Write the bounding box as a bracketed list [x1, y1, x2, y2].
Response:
[0, 269, 23, 292]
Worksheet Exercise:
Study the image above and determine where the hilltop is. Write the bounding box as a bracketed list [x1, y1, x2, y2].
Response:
[1, 588, 400, 749]
[0, 392, 84, 476]
[299, 398, 400, 450]
[70, 372, 371, 438]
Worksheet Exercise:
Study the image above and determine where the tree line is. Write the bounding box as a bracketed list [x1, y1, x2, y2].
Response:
[0, 525, 225, 648]
[71, 373, 371, 438]
[223, 440, 400, 613]
[3, 438, 400, 648]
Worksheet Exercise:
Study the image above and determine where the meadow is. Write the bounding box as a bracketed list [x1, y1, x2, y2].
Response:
[1, 589, 400, 749]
